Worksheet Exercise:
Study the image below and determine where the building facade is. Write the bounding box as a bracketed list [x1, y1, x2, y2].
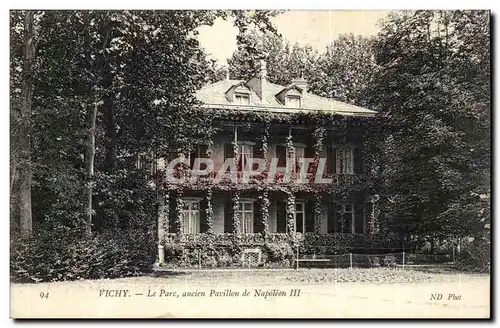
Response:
[155, 62, 383, 268]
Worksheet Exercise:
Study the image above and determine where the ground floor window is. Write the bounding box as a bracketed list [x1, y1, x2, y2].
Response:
[337, 203, 355, 233]
[236, 200, 254, 233]
[181, 199, 200, 233]
[292, 201, 306, 233]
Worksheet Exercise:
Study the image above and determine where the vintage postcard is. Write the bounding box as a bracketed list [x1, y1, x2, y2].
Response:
[9, 9, 490, 319]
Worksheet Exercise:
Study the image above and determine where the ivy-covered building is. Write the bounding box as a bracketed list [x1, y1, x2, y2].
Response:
[155, 61, 384, 268]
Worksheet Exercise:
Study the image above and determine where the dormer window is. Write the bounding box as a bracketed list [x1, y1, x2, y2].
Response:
[234, 93, 250, 105]
[286, 95, 301, 108]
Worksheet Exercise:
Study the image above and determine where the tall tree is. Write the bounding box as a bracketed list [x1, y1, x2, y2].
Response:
[17, 11, 36, 236]
[366, 10, 490, 247]
[309, 34, 377, 105]
[228, 29, 319, 85]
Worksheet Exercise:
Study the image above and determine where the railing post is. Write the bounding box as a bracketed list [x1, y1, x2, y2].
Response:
[349, 253, 353, 269]
[296, 245, 299, 270]
[402, 251, 405, 270]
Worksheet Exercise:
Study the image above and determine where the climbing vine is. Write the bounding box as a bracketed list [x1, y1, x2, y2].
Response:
[261, 120, 270, 158]
[313, 193, 322, 235]
[158, 110, 377, 240]
[285, 191, 296, 236]
[232, 124, 239, 158]
[232, 190, 240, 234]
[260, 189, 270, 236]
[367, 194, 380, 236]
[312, 126, 326, 157]
[205, 188, 214, 233]
[206, 137, 213, 158]
[175, 190, 184, 235]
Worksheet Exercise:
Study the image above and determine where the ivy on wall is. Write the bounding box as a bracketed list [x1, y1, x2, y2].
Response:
[261, 120, 270, 158]
[205, 188, 214, 233]
[156, 109, 380, 243]
[175, 189, 183, 235]
[260, 189, 270, 236]
[313, 193, 322, 235]
[231, 189, 240, 234]
[285, 190, 295, 237]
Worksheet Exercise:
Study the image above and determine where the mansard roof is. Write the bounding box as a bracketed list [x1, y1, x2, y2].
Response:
[196, 78, 377, 117]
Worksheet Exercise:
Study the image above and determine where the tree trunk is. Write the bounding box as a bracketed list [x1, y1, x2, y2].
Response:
[103, 58, 116, 173]
[18, 10, 35, 237]
[84, 102, 98, 237]
[82, 12, 112, 236]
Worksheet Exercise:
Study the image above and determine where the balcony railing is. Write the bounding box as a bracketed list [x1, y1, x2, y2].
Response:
[159, 170, 366, 190]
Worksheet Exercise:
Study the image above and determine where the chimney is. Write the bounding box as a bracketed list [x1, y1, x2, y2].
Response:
[259, 59, 267, 79]
[292, 76, 308, 92]
[246, 59, 267, 99]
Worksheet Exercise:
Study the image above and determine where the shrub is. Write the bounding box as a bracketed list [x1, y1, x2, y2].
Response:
[10, 229, 156, 283]
[264, 241, 294, 264]
[163, 243, 184, 263]
[457, 238, 490, 272]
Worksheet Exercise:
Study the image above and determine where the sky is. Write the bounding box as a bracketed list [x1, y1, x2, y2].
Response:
[197, 10, 391, 65]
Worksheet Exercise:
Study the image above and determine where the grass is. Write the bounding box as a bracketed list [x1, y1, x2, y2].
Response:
[151, 267, 451, 285]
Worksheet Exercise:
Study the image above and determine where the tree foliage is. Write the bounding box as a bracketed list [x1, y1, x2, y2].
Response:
[365, 10, 490, 251]
[10, 10, 278, 235]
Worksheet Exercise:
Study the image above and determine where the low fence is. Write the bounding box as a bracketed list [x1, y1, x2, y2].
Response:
[159, 246, 454, 270]
[293, 252, 453, 269]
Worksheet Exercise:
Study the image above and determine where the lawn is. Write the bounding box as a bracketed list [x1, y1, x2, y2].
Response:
[11, 268, 490, 318]
[152, 266, 465, 285]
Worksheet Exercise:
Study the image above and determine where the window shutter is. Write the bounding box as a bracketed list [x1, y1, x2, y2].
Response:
[354, 148, 362, 174]
[354, 202, 364, 234]
[305, 200, 314, 233]
[224, 143, 234, 160]
[276, 200, 286, 232]
[252, 141, 263, 171]
[326, 145, 334, 174]
[224, 143, 235, 173]
[224, 196, 232, 233]
[200, 198, 208, 233]
[253, 201, 263, 233]
[276, 145, 287, 168]
[304, 145, 314, 175]
[189, 150, 195, 170]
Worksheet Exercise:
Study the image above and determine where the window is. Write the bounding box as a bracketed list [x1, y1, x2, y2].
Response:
[286, 95, 301, 108]
[287, 145, 305, 172]
[187, 145, 208, 171]
[181, 200, 200, 234]
[338, 203, 355, 234]
[237, 143, 254, 171]
[236, 200, 254, 233]
[335, 148, 354, 174]
[293, 201, 306, 233]
[235, 93, 250, 105]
